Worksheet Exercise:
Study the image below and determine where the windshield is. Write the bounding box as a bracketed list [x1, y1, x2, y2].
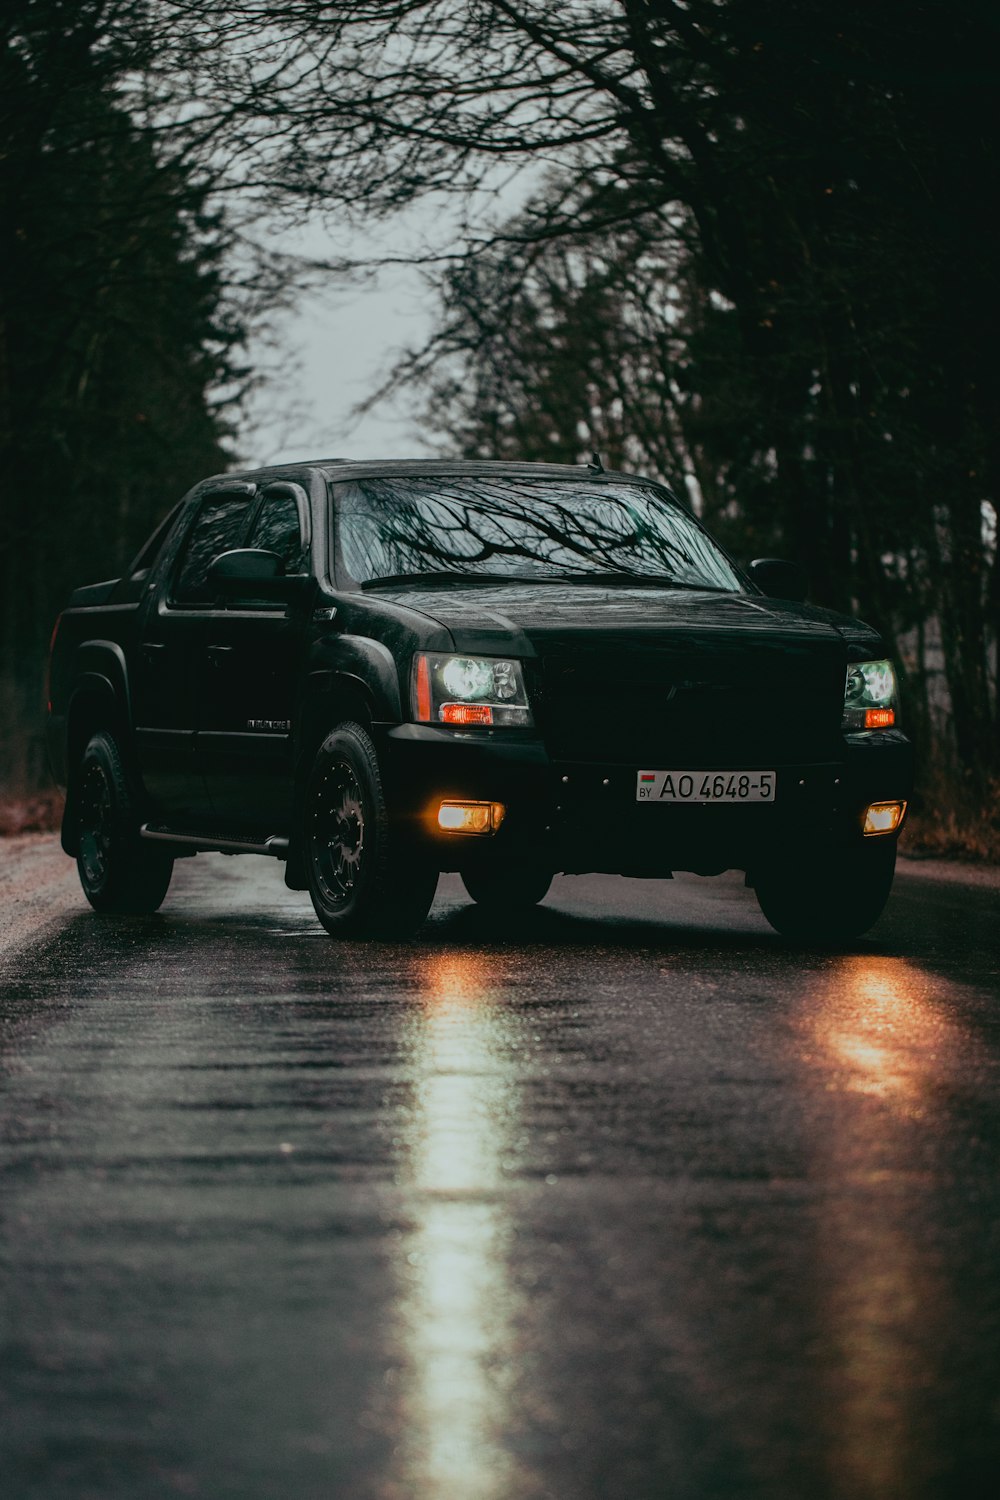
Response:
[336, 476, 743, 591]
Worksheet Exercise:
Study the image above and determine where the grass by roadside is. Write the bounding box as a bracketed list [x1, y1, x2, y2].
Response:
[0, 788, 65, 837]
[899, 773, 1000, 865]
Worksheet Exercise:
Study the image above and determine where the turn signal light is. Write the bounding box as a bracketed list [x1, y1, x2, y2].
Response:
[437, 801, 506, 835]
[863, 800, 906, 836]
[865, 708, 895, 729]
[441, 703, 494, 726]
[415, 653, 432, 722]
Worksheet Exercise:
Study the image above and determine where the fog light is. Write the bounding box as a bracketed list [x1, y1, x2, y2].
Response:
[863, 800, 906, 836]
[437, 800, 506, 835]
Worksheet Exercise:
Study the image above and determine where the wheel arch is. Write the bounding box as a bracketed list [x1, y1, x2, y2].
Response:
[294, 666, 392, 787]
[287, 634, 405, 890]
[62, 663, 130, 856]
[283, 670, 385, 891]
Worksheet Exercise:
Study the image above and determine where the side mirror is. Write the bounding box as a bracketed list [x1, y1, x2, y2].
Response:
[207, 548, 311, 604]
[748, 557, 808, 603]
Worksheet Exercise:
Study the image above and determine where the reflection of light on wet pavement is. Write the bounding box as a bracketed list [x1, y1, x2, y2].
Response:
[804, 956, 972, 1499]
[392, 954, 520, 1500]
[817, 960, 950, 1109]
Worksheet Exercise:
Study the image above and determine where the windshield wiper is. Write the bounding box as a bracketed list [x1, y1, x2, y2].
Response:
[360, 568, 736, 592]
[551, 572, 734, 591]
[360, 569, 539, 590]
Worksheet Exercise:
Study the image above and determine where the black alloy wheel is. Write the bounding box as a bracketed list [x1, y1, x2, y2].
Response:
[305, 722, 437, 939]
[76, 730, 173, 913]
[311, 758, 368, 911]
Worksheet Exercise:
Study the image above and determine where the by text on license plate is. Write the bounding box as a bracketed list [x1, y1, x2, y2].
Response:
[636, 770, 776, 803]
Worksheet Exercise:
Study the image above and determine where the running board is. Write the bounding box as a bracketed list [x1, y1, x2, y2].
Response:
[140, 824, 289, 857]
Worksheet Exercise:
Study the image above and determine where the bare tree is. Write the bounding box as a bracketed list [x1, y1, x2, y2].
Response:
[12, 0, 996, 804]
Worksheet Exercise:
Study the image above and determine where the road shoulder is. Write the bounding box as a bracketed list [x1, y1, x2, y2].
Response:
[896, 852, 1000, 890]
[0, 832, 78, 964]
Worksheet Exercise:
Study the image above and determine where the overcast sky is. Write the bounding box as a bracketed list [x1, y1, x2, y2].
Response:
[233, 172, 535, 469]
[236, 263, 435, 467]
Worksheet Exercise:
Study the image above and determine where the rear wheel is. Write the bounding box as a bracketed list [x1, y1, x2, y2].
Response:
[753, 839, 897, 940]
[305, 722, 437, 938]
[76, 730, 173, 913]
[461, 862, 552, 911]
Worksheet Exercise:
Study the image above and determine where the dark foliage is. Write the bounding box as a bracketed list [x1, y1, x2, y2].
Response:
[0, 0, 247, 791]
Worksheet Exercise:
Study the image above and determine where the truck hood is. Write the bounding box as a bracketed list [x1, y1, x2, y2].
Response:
[372, 580, 883, 657]
[361, 580, 889, 765]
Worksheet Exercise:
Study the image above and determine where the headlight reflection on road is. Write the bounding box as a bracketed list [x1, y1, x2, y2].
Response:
[392, 953, 522, 1500]
[816, 957, 952, 1110]
[804, 955, 971, 1500]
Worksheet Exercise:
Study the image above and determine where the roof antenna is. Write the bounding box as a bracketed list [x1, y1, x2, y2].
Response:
[587, 451, 605, 474]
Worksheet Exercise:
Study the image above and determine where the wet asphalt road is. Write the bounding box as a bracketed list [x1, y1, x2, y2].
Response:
[1, 843, 999, 1500]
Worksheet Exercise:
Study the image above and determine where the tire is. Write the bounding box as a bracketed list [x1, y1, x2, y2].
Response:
[753, 838, 897, 941]
[461, 862, 552, 911]
[76, 730, 173, 914]
[305, 722, 438, 939]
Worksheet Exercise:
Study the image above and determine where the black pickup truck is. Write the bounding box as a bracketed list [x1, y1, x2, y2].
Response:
[47, 457, 912, 939]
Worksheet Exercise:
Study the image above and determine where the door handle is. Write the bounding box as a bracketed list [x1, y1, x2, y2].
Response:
[207, 644, 234, 666]
[142, 642, 166, 660]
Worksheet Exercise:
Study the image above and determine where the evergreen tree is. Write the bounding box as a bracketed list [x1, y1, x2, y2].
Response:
[0, 1, 246, 794]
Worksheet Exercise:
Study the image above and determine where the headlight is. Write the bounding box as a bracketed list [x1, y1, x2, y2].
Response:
[413, 652, 534, 727]
[842, 658, 898, 731]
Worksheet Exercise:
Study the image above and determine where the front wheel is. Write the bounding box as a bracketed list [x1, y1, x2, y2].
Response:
[753, 839, 897, 941]
[76, 730, 173, 913]
[305, 722, 438, 939]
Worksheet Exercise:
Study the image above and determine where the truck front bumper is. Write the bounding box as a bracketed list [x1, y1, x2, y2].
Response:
[379, 724, 914, 875]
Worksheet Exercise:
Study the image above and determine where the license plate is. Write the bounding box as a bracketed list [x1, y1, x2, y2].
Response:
[636, 770, 776, 803]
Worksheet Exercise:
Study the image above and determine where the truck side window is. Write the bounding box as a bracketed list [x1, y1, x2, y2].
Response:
[171, 495, 253, 603]
[248, 493, 306, 574]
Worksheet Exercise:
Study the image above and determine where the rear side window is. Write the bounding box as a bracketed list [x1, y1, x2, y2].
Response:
[171, 495, 253, 604]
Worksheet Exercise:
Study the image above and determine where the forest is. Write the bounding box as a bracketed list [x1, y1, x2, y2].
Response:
[2, 1, 996, 852]
[0, 0, 247, 802]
